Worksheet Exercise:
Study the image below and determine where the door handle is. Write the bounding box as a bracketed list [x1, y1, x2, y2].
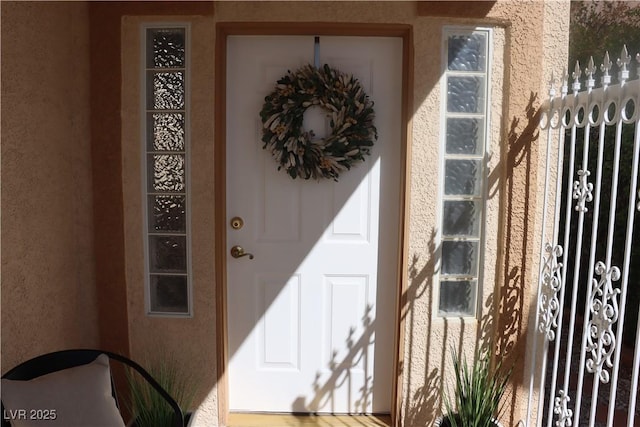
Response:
[230, 245, 254, 260]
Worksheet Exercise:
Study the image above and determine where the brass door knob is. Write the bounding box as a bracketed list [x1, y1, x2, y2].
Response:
[230, 245, 254, 259]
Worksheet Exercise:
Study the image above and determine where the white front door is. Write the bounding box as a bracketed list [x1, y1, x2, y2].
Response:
[226, 35, 402, 414]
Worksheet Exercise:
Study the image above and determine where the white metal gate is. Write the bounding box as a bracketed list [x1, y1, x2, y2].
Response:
[528, 46, 640, 427]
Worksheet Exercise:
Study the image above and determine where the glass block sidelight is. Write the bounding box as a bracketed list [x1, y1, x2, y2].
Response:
[146, 28, 185, 69]
[148, 195, 186, 233]
[149, 154, 186, 192]
[148, 235, 187, 273]
[150, 275, 189, 313]
[445, 159, 483, 196]
[143, 25, 190, 316]
[446, 118, 484, 155]
[439, 280, 477, 316]
[441, 241, 479, 276]
[438, 28, 490, 317]
[447, 33, 487, 72]
[147, 71, 185, 110]
[442, 200, 481, 237]
[447, 76, 485, 114]
[148, 113, 185, 152]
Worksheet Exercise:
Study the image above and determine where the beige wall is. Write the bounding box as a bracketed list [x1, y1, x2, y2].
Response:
[118, 2, 570, 426]
[121, 14, 219, 423]
[0, 1, 570, 426]
[1, 1, 98, 370]
[524, 2, 572, 424]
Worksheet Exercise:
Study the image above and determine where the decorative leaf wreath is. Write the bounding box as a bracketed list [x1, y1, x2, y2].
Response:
[259, 64, 377, 181]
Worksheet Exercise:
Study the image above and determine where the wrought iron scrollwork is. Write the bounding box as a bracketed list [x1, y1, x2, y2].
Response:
[538, 243, 564, 341]
[553, 390, 573, 427]
[573, 169, 594, 212]
[585, 261, 621, 384]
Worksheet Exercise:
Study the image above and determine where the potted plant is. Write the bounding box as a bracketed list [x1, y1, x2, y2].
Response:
[126, 351, 198, 427]
[437, 347, 511, 427]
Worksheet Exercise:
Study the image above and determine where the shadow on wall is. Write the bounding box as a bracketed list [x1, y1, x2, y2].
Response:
[493, 92, 541, 427]
[401, 93, 541, 426]
[402, 229, 442, 426]
[401, 233, 499, 426]
[493, 92, 541, 353]
[219, 90, 542, 425]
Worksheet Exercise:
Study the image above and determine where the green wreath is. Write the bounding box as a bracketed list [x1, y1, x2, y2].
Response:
[260, 64, 377, 181]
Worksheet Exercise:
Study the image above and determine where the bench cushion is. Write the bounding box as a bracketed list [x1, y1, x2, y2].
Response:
[1, 354, 125, 427]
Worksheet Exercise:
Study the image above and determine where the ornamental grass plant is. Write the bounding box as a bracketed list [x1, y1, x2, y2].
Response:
[443, 347, 511, 427]
[126, 351, 197, 427]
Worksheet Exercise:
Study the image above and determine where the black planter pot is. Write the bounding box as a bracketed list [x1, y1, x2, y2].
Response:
[129, 411, 193, 427]
[434, 415, 503, 427]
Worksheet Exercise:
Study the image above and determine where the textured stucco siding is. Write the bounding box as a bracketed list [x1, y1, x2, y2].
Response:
[120, 14, 219, 425]
[1, 1, 98, 369]
[0, 1, 570, 426]
[523, 2, 572, 424]
[119, 2, 569, 426]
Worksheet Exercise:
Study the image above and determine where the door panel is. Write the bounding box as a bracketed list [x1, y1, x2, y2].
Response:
[226, 35, 402, 414]
[322, 275, 369, 371]
[257, 273, 300, 369]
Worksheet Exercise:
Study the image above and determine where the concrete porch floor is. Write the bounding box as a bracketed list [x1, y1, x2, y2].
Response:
[227, 414, 392, 427]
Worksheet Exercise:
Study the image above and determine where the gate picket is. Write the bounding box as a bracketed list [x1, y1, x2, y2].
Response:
[528, 46, 640, 427]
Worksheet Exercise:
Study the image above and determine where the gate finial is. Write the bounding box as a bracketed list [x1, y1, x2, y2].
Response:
[601, 51, 612, 88]
[617, 45, 630, 83]
[586, 57, 596, 90]
[572, 60, 582, 93]
[561, 67, 569, 97]
[548, 71, 557, 98]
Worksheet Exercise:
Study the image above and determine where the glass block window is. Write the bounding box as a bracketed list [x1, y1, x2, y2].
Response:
[143, 26, 191, 316]
[438, 28, 491, 317]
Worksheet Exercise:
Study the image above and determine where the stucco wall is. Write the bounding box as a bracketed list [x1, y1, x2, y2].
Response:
[120, 14, 219, 424]
[0, 1, 570, 426]
[116, 2, 570, 426]
[1, 1, 98, 370]
[523, 2, 572, 424]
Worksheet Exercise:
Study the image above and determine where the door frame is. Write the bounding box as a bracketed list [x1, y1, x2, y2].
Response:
[214, 22, 413, 426]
